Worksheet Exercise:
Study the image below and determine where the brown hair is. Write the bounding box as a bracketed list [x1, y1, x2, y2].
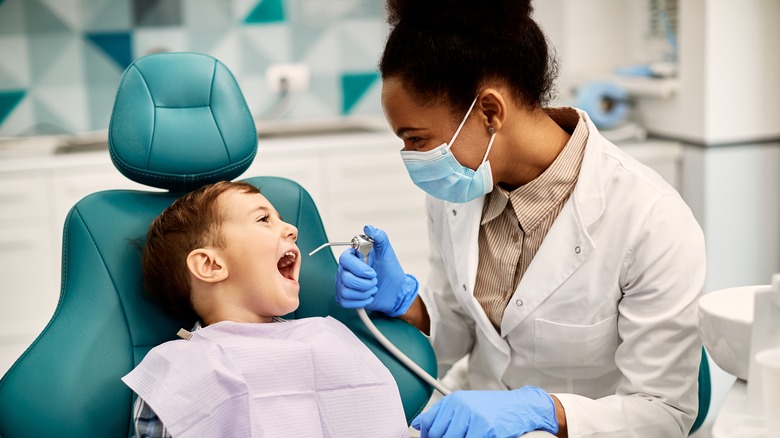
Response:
[142, 180, 260, 321]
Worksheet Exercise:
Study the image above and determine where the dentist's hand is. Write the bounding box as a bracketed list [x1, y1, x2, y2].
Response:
[335, 225, 418, 317]
[411, 387, 559, 438]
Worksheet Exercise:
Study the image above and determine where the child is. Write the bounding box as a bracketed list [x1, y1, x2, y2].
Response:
[122, 181, 409, 438]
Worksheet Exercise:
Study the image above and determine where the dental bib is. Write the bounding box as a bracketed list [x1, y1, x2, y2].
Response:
[122, 316, 409, 437]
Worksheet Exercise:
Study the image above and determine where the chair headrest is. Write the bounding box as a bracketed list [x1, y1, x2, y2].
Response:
[108, 52, 257, 192]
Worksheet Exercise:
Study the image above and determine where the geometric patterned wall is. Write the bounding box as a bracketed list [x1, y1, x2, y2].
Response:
[0, 0, 387, 137]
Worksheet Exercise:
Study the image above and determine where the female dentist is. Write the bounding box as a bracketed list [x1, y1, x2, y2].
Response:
[335, 0, 706, 437]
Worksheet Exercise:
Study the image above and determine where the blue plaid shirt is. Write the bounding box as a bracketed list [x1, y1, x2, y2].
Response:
[133, 397, 170, 438]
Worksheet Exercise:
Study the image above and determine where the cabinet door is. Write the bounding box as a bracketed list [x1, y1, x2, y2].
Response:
[0, 222, 58, 376]
[242, 150, 325, 205]
[0, 174, 57, 374]
[0, 222, 57, 342]
[325, 145, 431, 285]
[51, 167, 156, 233]
[0, 176, 50, 221]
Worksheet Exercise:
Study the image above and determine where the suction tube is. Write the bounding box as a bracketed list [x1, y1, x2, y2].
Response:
[309, 236, 452, 395]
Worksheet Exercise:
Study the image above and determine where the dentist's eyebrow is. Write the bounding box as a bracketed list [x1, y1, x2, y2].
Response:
[395, 127, 425, 138]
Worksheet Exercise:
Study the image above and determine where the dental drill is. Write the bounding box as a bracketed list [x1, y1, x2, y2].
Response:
[309, 236, 452, 395]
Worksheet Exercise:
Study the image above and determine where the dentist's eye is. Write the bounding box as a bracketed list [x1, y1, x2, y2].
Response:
[403, 137, 424, 151]
[409, 137, 425, 148]
[256, 215, 269, 223]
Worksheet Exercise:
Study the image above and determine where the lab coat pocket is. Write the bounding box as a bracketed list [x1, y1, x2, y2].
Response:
[533, 313, 618, 379]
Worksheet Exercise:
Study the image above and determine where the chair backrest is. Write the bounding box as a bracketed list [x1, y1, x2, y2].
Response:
[0, 52, 435, 437]
[691, 346, 711, 434]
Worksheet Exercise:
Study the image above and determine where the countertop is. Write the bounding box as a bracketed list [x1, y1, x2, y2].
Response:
[712, 380, 767, 437]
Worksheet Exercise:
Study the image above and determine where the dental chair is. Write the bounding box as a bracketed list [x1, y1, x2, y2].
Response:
[0, 52, 436, 437]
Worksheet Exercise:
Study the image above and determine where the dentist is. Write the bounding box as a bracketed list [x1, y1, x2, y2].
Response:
[335, 0, 706, 437]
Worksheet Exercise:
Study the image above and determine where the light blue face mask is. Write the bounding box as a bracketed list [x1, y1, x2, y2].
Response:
[400, 97, 496, 203]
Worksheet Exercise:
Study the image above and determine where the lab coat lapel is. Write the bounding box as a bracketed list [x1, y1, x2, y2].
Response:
[447, 197, 511, 353]
[501, 111, 606, 336]
[447, 198, 482, 307]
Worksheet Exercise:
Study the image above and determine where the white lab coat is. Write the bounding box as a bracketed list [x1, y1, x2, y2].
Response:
[420, 110, 705, 437]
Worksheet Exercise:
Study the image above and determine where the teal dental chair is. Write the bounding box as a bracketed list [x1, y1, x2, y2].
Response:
[0, 52, 436, 437]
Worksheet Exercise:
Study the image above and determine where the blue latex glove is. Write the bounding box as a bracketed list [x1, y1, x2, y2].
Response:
[335, 225, 418, 317]
[411, 387, 558, 438]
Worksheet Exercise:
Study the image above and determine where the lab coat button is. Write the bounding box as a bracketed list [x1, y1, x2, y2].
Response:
[574, 245, 581, 254]
[462, 284, 467, 291]
[452, 209, 457, 216]
[516, 299, 523, 306]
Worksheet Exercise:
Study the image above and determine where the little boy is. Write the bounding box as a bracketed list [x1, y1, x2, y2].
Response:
[122, 181, 409, 438]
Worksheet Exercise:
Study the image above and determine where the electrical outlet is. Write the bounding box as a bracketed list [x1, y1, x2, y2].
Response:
[266, 63, 311, 93]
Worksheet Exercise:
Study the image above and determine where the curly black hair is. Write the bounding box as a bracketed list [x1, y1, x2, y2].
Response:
[380, 0, 558, 114]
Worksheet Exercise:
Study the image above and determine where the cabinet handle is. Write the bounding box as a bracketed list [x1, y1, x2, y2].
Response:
[0, 240, 33, 251]
[0, 193, 25, 205]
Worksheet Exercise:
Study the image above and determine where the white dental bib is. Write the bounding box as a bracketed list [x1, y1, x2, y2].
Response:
[122, 316, 409, 437]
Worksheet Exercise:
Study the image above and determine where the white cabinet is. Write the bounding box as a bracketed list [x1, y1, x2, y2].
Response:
[0, 131, 433, 375]
[0, 172, 57, 375]
[0, 154, 161, 375]
[0, 174, 57, 333]
[0, 131, 689, 376]
[323, 144, 429, 283]
[242, 132, 431, 285]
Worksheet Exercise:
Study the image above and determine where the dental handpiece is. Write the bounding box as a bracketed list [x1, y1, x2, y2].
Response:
[308, 234, 374, 260]
[309, 234, 451, 395]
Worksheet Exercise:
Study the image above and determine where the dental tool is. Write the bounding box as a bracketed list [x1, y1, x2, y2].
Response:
[308, 235, 375, 258]
[310, 235, 452, 396]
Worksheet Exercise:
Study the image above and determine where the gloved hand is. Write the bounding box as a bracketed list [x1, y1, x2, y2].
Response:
[411, 386, 558, 438]
[335, 225, 418, 317]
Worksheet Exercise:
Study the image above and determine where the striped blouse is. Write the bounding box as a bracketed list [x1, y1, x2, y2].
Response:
[473, 108, 588, 330]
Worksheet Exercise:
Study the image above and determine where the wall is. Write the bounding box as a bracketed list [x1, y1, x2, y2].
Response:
[533, 2, 780, 434]
[0, 0, 388, 137]
[635, 0, 780, 144]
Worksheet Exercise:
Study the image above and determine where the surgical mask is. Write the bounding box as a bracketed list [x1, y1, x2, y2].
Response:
[400, 97, 496, 203]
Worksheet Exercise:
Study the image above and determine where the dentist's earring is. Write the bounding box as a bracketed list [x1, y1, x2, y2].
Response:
[487, 126, 496, 134]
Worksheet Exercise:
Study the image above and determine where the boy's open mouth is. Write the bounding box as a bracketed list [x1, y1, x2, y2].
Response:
[277, 250, 298, 280]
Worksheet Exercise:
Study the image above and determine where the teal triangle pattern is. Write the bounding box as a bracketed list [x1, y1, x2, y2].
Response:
[0, 0, 24, 35]
[341, 72, 378, 114]
[244, 0, 285, 24]
[24, 0, 71, 33]
[31, 96, 71, 134]
[85, 0, 132, 31]
[0, 90, 25, 125]
[85, 32, 133, 70]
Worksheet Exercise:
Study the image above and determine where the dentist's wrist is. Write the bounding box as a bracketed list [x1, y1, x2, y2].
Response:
[387, 274, 419, 317]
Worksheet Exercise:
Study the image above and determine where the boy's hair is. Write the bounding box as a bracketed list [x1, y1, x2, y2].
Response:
[142, 180, 260, 321]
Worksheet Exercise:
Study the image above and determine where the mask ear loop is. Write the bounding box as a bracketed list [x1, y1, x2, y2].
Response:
[480, 130, 497, 166]
[446, 96, 480, 151]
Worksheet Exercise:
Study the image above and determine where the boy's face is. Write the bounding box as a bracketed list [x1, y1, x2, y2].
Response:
[216, 190, 301, 320]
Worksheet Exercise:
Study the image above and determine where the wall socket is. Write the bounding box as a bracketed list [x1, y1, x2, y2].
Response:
[266, 63, 311, 93]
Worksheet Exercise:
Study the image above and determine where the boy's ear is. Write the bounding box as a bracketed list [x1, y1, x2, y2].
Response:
[186, 248, 228, 283]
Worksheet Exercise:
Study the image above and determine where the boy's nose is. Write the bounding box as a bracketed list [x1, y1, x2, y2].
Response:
[284, 223, 298, 241]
